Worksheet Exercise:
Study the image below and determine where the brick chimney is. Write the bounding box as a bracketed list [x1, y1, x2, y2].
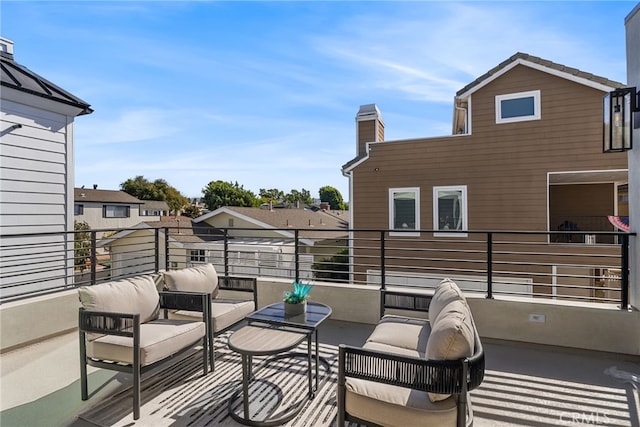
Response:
[356, 104, 384, 156]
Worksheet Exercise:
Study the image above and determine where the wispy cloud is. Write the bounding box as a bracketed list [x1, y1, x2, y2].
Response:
[76, 109, 182, 145]
[7, 1, 631, 199]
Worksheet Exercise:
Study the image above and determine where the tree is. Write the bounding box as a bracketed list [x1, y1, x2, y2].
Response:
[163, 184, 189, 214]
[74, 220, 92, 272]
[259, 188, 313, 206]
[121, 176, 189, 214]
[121, 175, 162, 200]
[284, 188, 313, 205]
[259, 188, 285, 204]
[312, 248, 349, 282]
[319, 186, 347, 210]
[202, 180, 259, 210]
[182, 204, 202, 218]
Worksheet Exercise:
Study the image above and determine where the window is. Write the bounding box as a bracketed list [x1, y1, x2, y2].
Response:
[103, 205, 130, 218]
[228, 218, 235, 227]
[389, 188, 420, 236]
[140, 209, 161, 216]
[190, 249, 206, 263]
[496, 90, 541, 123]
[433, 186, 467, 237]
[74, 204, 84, 215]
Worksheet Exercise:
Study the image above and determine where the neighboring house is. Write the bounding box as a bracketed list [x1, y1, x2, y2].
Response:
[74, 188, 148, 236]
[101, 206, 348, 278]
[342, 52, 628, 296]
[0, 37, 92, 297]
[99, 216, 223, 276]
[189, 197, 208, 216]
[140, 200, 170, 217]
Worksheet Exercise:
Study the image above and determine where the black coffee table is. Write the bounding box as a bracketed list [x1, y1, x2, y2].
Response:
[227, 301, 332, 426]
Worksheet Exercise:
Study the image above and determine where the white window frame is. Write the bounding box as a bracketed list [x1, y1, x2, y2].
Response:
[190, 249, 206, 263]
[433, 185, 468, 237]
[389, 187, 420, 237]
[495, 90, 541, 124]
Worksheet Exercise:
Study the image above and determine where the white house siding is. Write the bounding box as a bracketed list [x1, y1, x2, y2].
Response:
[0, 100, 75, 299]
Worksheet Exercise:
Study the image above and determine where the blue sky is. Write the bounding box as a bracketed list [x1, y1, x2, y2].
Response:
[1, 1, 635, 200]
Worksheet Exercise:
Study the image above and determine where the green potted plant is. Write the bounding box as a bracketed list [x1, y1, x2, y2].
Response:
[283, 281, 313, 316]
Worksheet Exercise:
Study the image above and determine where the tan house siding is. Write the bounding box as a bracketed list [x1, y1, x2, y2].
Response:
[351, 64, 627, 233]
[345, 55, 628, 297]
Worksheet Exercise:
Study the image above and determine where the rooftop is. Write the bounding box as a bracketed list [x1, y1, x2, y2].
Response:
[74, 188, 142, 204]
[0, 37, 92, 116]
[1, 318, 638, 426]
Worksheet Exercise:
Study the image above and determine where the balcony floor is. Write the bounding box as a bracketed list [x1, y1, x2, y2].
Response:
[1, 319, 639, 427]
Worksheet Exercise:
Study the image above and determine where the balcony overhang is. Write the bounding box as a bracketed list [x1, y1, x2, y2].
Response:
[548, 169, 628, 185]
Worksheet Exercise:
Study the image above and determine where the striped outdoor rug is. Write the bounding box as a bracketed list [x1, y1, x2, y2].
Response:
[78, 332, 344, 426]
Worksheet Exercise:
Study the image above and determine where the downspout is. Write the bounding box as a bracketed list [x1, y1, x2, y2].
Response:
[342, 168, 355, 284]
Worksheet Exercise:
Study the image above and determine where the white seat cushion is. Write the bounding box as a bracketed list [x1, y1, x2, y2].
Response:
[169, 299, 254, 333]
[362, 341, 425, 359]
[345, 377, 457, 427]
[87, 319, 205, 366]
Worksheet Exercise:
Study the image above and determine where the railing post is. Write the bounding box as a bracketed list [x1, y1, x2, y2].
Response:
[223, 229, 229, 276]
[486, 232, 493, 299]
[621, 233, 629, 310]
[154, 228, 160, 273]
[295, 229, 300, 283]
[90, 231, 97, 286]
[380, 231, 386, 290]
[164, 227, 169, 270]
[380, 231, 386, 318]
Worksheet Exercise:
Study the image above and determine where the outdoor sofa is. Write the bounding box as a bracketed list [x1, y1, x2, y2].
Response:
[78, 274, 210, 420]
[337, 278, 485, 427]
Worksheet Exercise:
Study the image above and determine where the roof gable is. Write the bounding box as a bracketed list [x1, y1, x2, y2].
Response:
[194, 206, 348, 243]
[456, 52, 625, 99]
[196, 206, 347, 229]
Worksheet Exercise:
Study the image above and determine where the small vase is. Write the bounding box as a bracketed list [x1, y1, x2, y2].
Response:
[284, 300, 306, 317]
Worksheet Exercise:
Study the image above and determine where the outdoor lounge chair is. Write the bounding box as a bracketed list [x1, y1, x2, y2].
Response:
[78, 275, 209, 420]
[161, 263, 257, 371]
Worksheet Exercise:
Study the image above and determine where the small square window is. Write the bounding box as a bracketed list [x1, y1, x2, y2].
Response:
[496, 90, 541, 123]
[190, 249, 206, 262]
[74, 204, 84, 215]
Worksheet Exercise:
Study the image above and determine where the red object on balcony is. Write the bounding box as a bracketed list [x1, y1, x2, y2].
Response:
[608, 215, 630, 232]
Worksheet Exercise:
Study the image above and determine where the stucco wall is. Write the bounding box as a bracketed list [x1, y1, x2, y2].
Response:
[2, 279, 638, 356]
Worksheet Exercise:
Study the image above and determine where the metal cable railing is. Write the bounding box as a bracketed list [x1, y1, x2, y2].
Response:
[0, 226, 634, 309]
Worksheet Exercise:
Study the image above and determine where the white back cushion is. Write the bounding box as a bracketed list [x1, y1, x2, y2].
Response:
[425, 299, 474, 402]
[163, 263, 219, 297]
[78, 275, 160, 323]
[428, 278, 466, 322]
